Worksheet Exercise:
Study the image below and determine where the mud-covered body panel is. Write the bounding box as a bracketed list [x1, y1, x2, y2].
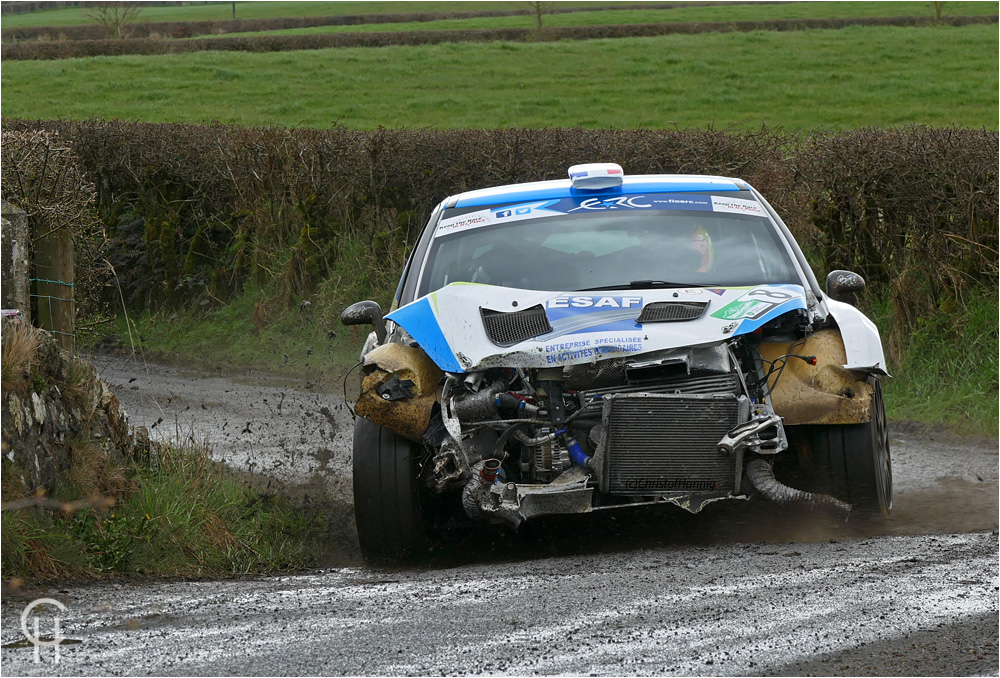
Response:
[760, 329, 874, 425]
[355, 343, 443, 441]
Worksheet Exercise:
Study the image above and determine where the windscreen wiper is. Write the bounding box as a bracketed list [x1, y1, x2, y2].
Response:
[575, 280, 702, 291]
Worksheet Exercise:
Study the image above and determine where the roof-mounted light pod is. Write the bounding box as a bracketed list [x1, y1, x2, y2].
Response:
[568, 163, 624, 190]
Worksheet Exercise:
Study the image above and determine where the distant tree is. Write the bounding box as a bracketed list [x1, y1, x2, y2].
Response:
[526, 1, 551, 29]
[86, 1, 143, 39]
[933, 1, 944, 21]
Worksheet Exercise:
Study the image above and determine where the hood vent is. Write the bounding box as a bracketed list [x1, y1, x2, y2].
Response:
[637, 300, 709, 323]
[481, 304, 553, 347]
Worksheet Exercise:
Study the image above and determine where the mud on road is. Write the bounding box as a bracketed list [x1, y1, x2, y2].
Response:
[93, 352, 362, 561]
[90, 353, 998, 562]
[1, 353, 996, 676]
[1, 533, 996, 676]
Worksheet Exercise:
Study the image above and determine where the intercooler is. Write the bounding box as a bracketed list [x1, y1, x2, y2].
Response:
[593, 392, 741, 495]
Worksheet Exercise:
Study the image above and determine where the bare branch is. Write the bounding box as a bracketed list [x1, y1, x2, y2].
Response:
[85, 1, 144, 40]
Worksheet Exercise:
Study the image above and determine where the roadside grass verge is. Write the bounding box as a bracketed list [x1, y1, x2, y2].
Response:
[1, 442, 326, 580]
[2, 24, 996, 130]
[872, 288, 999, 438]
[96, 225, 407, 382]
[108, 280, 384, 385]
[201, 2, 994, 37]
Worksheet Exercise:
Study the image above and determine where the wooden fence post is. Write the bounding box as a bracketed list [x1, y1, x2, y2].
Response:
[31, 221, 75, 352]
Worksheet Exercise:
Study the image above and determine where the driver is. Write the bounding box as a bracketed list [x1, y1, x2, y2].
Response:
[688, 226, 714, 273]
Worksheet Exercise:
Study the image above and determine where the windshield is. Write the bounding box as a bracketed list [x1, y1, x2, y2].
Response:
[417, 192, 799, 296]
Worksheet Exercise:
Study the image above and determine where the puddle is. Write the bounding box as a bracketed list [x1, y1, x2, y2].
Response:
[2, 636, 83, 648]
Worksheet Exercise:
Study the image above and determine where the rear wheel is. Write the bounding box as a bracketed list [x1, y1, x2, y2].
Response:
[352, 417, 429, 562]
[796, 379, 892, 517]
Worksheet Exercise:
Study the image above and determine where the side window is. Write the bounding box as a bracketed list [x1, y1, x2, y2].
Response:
[399, 204, 444, 305]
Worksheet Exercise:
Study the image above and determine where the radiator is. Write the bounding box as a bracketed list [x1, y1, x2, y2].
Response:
[597, 393, 740, 495]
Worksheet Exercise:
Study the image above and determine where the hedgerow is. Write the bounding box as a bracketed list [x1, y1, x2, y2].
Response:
[0, 2, 760, 41]
[797, 128, 999, 348]
[1, 120, 996, 355]
[3, 15, 995, 61]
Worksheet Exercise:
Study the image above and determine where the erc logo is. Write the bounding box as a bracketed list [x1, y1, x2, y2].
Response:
[568, 196, 651, 212]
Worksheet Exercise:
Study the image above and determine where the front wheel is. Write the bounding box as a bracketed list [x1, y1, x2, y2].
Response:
[352, 417, 429, 562]
[797, 379, 892, 517]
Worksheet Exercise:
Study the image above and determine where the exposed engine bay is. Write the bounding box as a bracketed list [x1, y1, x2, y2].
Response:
[355, 313, 868, 529]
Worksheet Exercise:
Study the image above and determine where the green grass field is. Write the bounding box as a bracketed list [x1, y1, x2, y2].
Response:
[3, 25, 995, 130]
[193, 2, 996, 38]
[0, 1, 589, 28]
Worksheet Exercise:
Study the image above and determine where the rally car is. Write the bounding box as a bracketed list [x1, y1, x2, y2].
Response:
[342, 163, 892, 561]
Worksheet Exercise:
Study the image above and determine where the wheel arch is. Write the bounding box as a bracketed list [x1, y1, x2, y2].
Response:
[761, 327, 876, 426]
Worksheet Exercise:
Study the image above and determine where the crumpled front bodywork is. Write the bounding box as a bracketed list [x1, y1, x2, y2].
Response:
[386, 282, 810, 373]
[823, 298, 889, 374]
[355, 343, 443, 441]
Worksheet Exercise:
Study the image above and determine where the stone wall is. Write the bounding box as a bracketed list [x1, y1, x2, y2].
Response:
[1, 322, 155, 496]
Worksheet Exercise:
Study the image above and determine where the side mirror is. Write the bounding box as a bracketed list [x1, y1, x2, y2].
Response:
[341, 300, 386, 344]
[825, 270, 866, 303]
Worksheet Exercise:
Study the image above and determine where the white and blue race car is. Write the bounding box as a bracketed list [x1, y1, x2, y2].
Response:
[343, 163, 892, 561]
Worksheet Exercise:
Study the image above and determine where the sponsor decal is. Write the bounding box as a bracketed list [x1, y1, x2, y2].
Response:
[710, 195, 767, 218]
[712, 298, 776, 321]
[568, 196, 653, 212]
[542, 333, 645, 364]
[834, 271, 863, 287]
[650, 195, 712, 211]
[435, 210, 492, 237]
[546, 295, 643, 309]
[705, 288, 728, 296]
[493, 199, 558, 220]
[542, 295, 644, 339]
[436, 200, 559, 237]
[437, 192, 770, 239]
[710, 286, 800, 320]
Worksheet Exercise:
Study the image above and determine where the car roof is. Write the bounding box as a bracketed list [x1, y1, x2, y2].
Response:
[450, 174, 747, 209]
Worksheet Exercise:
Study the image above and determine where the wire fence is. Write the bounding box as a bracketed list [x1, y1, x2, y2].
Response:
[30, 277, 75, 352]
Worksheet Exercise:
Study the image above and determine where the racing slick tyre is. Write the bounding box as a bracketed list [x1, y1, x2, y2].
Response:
[352, 416, 429, 562]
[800, 378, 892, 518]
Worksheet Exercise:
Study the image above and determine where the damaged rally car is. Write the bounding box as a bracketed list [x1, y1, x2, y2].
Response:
[342, 163, 892, 561]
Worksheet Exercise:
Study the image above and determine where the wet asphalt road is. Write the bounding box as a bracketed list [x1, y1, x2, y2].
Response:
[1, 355, 997, 676]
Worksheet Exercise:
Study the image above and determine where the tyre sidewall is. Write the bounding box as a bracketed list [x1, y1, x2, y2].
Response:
[352, 417, 428, 562]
